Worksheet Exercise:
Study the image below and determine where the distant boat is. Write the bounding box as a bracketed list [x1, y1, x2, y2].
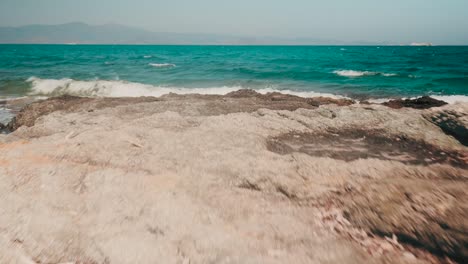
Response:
[410, 42, 433, 46]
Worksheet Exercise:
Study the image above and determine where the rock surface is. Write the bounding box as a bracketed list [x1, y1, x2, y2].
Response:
[6, 91, 357, 132]
[338, 175, 467, 263]
[0, 92, 466, 264]
[423, 105, 468, 146]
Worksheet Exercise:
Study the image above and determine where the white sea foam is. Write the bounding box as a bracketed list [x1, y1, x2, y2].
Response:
[149, 63, 176, 68]
[0, 107, 15, 124]
[254, 88, 347, 99]
[365, 98, 392, 104]
[334, 70, 396, 77]
[26, 77, 346, 99]
[431, 95, 468, 104]
[334, 70, 377, 77]
[144, 55, 152, 58]
[24, 77, 468, 104]
[382, 73, 398, 77]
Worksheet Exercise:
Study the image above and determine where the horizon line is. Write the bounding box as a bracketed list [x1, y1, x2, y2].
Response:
[2, 43, 468, 46]
[1, 22, 458, 46]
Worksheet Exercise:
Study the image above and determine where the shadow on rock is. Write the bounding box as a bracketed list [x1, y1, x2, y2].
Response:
[266, 129, 467, 168]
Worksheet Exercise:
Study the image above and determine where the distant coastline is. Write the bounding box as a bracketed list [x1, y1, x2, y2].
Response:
[0, 22, 461, 45]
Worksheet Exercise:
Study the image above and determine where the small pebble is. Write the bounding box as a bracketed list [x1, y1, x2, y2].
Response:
[380, 241, 394, 252]
[403, 252, 417, 260]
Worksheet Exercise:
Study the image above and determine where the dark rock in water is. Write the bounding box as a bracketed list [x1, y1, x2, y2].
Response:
[383, 96, 448, 109]
[0, 122, 9, 134]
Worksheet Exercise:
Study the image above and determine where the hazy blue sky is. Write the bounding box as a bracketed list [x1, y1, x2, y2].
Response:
[1, 0, 467, 44]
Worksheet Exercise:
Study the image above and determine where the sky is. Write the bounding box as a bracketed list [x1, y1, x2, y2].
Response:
[0, 0, 467, 44]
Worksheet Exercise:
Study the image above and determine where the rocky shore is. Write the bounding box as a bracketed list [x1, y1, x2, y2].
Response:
[0, 91, 466, 264]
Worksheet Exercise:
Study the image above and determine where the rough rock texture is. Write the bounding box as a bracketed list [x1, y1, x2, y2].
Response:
[306, 96, 355, 107]
[337, 176, 467, 263]
[0, 93, 466, 264]
[225, 89, 355, 106]
[423, 105, 468, 146]
[6, 95, 160, 131]
[266, 129, 466, 167]
[6, 91, 357, 132]
[383, 96, 448, 109]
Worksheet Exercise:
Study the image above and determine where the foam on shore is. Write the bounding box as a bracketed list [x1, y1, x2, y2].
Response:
[0, 107, 14, 124]
[24, 77, 468, 104]
[26, 77, 347, 99]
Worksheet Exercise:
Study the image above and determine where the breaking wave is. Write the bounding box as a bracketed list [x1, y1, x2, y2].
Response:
[24, 77, 468, 104]
[149, 63, 176, 68]
[25, 77, 347, 99]
[421, 95, 468, 104]
[334, 70, 397, 77]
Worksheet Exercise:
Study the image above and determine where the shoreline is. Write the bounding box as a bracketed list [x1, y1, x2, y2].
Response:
[0, 90, 467, 263]
[1, 88, 464, 130]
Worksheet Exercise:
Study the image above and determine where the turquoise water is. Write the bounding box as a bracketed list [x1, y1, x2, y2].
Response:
[0, 45, 467, 100]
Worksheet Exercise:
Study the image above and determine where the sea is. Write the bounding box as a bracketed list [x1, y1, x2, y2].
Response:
[1, 45, 467, 123]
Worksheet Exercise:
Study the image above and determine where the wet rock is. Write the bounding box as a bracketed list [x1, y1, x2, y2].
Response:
[0, 121, 11, 134]
[383, 96, 447, 109]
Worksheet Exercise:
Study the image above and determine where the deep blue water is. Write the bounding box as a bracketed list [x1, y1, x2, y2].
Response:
[0, 45, 467, 100]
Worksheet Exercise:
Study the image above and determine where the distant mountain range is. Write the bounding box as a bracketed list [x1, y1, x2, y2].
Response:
[0, 22, 384, 45]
